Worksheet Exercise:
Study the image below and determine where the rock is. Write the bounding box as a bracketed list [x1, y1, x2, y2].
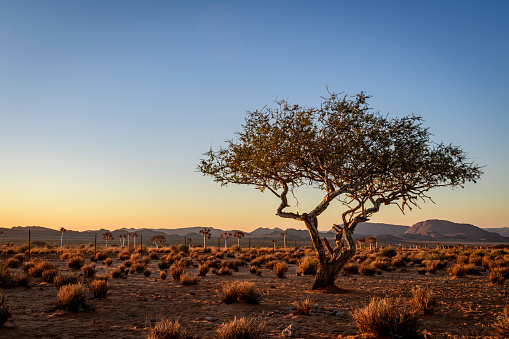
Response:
[266, 312, 274, 317]
[278, 324, 286, 330]
[281, 324, 299, 337]
[282, 306, 296, 312]
[206, 317, 219, 322]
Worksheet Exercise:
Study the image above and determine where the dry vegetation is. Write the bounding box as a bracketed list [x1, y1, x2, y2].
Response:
[0, 242, 508, 338]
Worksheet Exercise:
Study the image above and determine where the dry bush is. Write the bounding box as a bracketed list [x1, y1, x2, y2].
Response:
[28, 260, 57, 278]
[294, 298, 313, 315]
[160, 271, 167, 280]
[217, 266, 231, 276]
[111, 265, 128, 279]
[488, 271, 506, 285]
[54, 273, 82, 289]
[359, 263, 376, 276]
[12, 273, 30, 287]
[41, 268, 59, 283]
[118, 250, 131, 261]
[299, 256, 318, 276]
[410, 287, 437, 314]
[89, 279, 109, 298]
[103, 258, 113, 267]
[390, 257, 405, 268]
[179, 273, 199, 285]
[220, 281, 262, 305]
[129, 262, 146, 274]
[372, 258, 391, 271]
[81, 263, 97, 278]
[493, 307, 509, 339]
[144, 268, 152, 277]
[249, 265, 260, 275]
[149, 251, 159, 260]
[353, 297, 421, 338]
[67, 256, 85, 270]
[216, 317, 265, 339]
[0, 263, 14, 288]
[146, 317, 193, 339]
[198, 264, 209, 276]
[449, 263, 482, 277]
[57, 283, 88, 312]
[343, 262, 359, 274]
[273, 262, 288, 278]
[379, 248, 397, 258]
[0, 291, 11, 326]
[169, 265, 185, 280]
[423, 260, 440, 274]
[95, 252, 107, 261]
[131, 253, 151, 265]
[6, 258, 21, 268]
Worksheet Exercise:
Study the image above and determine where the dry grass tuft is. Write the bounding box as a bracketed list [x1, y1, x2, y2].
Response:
[352, 297, 421, 338]
[294, 298, 313, 315]
[216, 317, 265, 339]
[89, 279, 109, 298]
[57, 283, 88, 312]
[493, 307, 509, 339]
[220, 281, 262, 305]
[299, 256, 318, 276]
[273, 262, 288, 278]
[54, 273, 82, 289]
[146, 317, 193, 339]
[179, 273, 199, 285]
[410, 286, 437, 314]
[81, 263, 97, 277]
[170, 265, 185, 280]
[0, 291, 11, 326]
[67, 256, 85, 270]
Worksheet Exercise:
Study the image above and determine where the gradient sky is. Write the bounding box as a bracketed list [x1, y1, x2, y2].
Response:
[1, 1, 508, 232]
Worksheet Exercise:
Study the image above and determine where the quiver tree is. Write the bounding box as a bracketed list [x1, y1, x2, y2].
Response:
[234, 231, 245, 247]
[281, 230, 288, 249]
[132, 232, 138, 248]
[199, 91, 482, 289]
[150, 235, 166, 249]
[59, 227, 67, 248]
[102, 232, 113, 248]
[199, 228, 211, 248]
[220, 232, 231, 249]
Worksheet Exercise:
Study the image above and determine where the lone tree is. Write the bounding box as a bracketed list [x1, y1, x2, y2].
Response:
[199, 91, 482, 289]
[150, 235, 166, 249]
[102, 232, 113, 248]
[234, 231, 245, 247]
[199, 228, 211, 248]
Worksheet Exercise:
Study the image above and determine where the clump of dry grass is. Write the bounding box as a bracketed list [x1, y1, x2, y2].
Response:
[273, 262, 288, 278]
[53, 273, 82, 289]
[169, 265, 185, 280]
[352, 297, 421, 338]
[89, 279, 109, 298]
[493, 307, 509, 339]
[5, 258, 21, 268]
[57, 283, 88, 312]
[67, 256, 85, 270]
[343, 262, 359, 274]
[160, 271, 167, 280]
[298, 256, 318, 275]
[0, 291, 11, 326]
[179, 273, 199, 285]
[0, 263, 14, 288]
[41, 268, 59, 282]
[216, 317, 265, 339]
[220, 281, 262, 305]
[358, 263, 376, 276]
[198, 264, 209, 276]
[111, 265, 128, 279]
[410, 286, 437, 314]
[28, 260, 58, 278]
[294, 298, 313, 315]
[81, 263, 97, 278]
[103, 258, 113, 267]
[146, 317, 193, 339]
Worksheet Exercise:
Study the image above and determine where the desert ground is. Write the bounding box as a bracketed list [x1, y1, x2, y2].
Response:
[1, 244, 508, 338]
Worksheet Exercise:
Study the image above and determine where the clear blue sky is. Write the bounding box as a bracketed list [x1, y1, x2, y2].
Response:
[1, 1, 508, 231]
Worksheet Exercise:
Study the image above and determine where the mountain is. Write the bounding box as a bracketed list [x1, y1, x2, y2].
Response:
[353, 222, 409, 236]
[484, 227, 509, 237]
[250, 227, 283, 236]
[403, 220, 508, 242]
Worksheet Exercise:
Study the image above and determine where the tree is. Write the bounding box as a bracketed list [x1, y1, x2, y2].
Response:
[199, 91, 482, 289]
[234, 231, 245, 247]
[199, 228, 211, 248]
[220, 232, 231, 249]
[59, 227, 67, 248]
[102, 232, 113, 248]
[151, 235, 166, 248]
[281, 230, 288, 249]
[132, 232, 138, 248]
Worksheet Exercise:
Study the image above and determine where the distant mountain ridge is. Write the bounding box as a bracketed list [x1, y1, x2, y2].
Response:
[1, 220, 508, 244]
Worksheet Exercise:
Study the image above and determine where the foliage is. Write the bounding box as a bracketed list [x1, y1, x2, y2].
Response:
[89, 279, 109, 298]
[199, 91, 482, 288]
[216, 317, 265, 339]
[410, 287, 437, 314]
[146, 318, 194, 339]
[57, 283, 88, 312]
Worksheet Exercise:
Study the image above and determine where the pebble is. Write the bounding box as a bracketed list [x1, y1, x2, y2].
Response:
[281, 324, 299, 338]
[206, 317, 219, 322]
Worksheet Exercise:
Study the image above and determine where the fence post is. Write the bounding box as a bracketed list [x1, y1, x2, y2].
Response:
[28, 229, 31, 260]
[94, 233, 97, 257]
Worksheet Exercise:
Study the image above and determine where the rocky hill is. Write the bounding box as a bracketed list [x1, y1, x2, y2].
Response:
[403, 220, 508, 242]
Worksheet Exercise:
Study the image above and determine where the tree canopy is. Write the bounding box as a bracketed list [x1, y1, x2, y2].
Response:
[199, 91, 482, 288]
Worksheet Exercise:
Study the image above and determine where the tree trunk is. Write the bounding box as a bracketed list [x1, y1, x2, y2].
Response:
[312, 249, 355, 289]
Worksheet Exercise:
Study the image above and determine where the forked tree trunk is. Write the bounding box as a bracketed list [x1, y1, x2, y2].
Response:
[312, 249, 355, 289]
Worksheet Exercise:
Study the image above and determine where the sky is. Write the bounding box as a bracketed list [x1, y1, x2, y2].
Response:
[1, 1, 508, 232]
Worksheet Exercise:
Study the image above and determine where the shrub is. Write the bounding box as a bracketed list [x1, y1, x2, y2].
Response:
[103, 258, 113, 267]
[294, 298, 313, 315]
[493, 307, 509, 339]
[149, 251, 159, 260]
[410, 287, 437, 314]
[112, 265, 128, 279]
[0, 264, 14, 288]
[299, 256, 318, 276]
[216, 317, 265, 339]
[41, 268, 59, 283]
[222, 281, 262, 305]
[218, 266, 231, 276]
[179, 273, 199, 285]
[129, 262, 146, 274]
[160, 271, 167, 280]
[28, 260, 57, 278]
[273, 262, 288, 278]
[249, 265, 260, 275]
[147, 317, 193, 339]
[379, 248, 397, 258]
[67, 256, 85, 270]
[169, 265, 185, 280]
[89, 279, 109, 298]
[144, 268, 152, 277]
[343, 262, 359, 274]
[488, 272, 506, 285]
[95, 252, 107, 261]
[81, 263, 97, 278]
[177, 244, 189, 253]
[359, 263, 376, 276]
[12, 273, 30, 287]
[6, 258, 21, 268]
[198, 264, 209, 276]
[57, 283, 88, 312]
[118, 250, 131, 261]
[54, 273, 82, 289]
[352, 297, 421, 338]
[0, 292, 11, 326]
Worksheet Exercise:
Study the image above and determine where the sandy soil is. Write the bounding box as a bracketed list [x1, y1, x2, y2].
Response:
[1, 251, 507, 338]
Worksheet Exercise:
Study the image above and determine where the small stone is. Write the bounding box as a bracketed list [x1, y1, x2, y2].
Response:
[282, 306, 296, 312]
[281, 324, 299, 337]
[206, 317, 219, 322]
[266, 312, 274, 317]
